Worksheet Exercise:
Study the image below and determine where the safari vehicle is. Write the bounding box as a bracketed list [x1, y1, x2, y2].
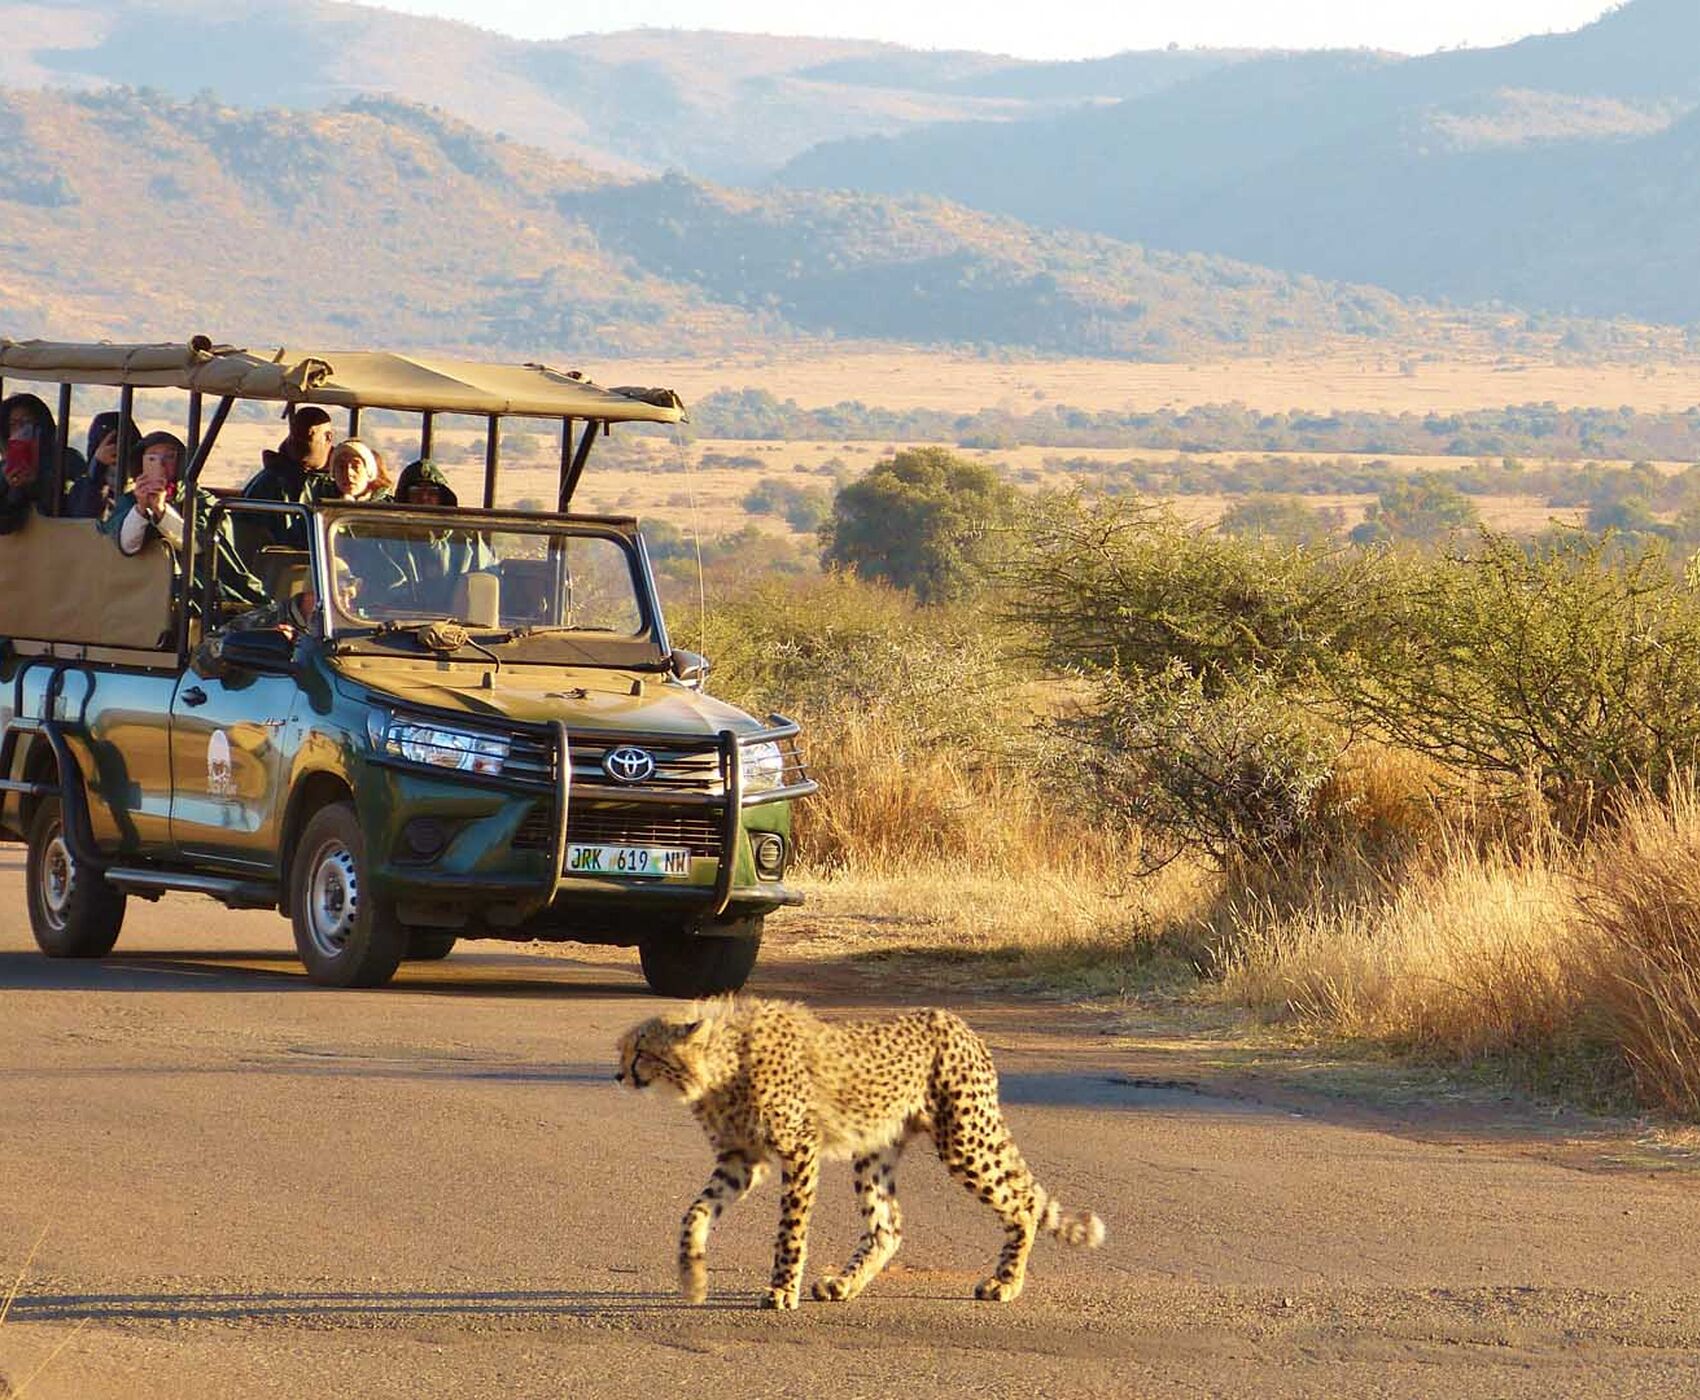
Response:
[0, 338, 814, 994]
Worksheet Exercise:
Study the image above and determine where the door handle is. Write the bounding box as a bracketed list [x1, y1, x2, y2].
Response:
[181, 686, 208, 708]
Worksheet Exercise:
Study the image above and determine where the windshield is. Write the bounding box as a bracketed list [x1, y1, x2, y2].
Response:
[327, 515, 649, 638]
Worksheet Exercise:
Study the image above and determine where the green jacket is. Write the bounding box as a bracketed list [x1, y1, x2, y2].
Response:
[104, 487, 267, 617]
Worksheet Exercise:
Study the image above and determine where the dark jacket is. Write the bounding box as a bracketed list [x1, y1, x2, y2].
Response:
[0, 393, 86, 534]
[241, 444, 337, 551]
[66, 409, 140, 520]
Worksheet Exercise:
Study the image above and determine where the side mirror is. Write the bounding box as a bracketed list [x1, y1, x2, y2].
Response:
[214, 627, 299, 675]
[670, 648, 711, 688]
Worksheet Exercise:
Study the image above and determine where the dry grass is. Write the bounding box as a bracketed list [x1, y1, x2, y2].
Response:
[796, 700, 1700, 1116]
[1214, 842, 1586, 1062]
[1578, 783, 1700, 1117]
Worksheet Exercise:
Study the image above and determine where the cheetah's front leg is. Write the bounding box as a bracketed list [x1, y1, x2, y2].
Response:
[679, 1152, 768, 1304]
[763, 1147, 819, 1310]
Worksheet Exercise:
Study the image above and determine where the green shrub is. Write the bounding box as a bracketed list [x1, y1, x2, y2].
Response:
[1339, 532, 1700, 824]
[1062, 665, 1339, 868]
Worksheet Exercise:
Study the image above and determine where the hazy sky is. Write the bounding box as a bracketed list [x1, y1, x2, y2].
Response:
[368, 0, 1619, 60]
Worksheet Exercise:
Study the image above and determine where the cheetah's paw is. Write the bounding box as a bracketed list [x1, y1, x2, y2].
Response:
[812, 1275, 859, 1303]
[973, 1276, 1025, 1304]
[761, 1286, 802, 1310]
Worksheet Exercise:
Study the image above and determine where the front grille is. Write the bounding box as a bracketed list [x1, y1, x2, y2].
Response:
[569, 739, 723, 794]
[509, 801, 725, 859]
[570, 806, 725, 856]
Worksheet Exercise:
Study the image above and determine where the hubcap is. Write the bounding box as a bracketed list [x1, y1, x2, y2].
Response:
[39, 826, 73, 932]
[306, 840, 360, 959]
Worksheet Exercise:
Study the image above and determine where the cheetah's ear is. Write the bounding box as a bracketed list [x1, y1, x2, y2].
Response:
[676, 1019, 707, 1043]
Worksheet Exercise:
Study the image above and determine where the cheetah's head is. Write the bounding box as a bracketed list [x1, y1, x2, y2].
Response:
[616, 1015, 715, 1101]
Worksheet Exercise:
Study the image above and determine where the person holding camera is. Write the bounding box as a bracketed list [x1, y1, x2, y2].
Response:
[0, 392, 85, 534]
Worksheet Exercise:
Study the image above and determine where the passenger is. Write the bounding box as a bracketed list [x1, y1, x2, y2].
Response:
[390, 458, 494, 614]
[327, 438, 392, 503]
[0, 392, 86, 534]
[65, 409, 140, 520]
[104, 430, 266, 615]
[240, 404, 336, 551]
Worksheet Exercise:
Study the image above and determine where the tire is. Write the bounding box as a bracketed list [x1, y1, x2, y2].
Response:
[25, 796, 126, 958]
[405, 931, 457, 961]
[639, 917, 762, 998]
[290, 802, 405, 988]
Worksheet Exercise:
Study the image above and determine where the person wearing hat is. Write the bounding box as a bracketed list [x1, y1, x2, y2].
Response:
[0, 392, 86, 534]
[326, 438, 392, 504]
[240, 403, 338, 551]
[66, 408, 140, 520]
[105, 430, 266, 616]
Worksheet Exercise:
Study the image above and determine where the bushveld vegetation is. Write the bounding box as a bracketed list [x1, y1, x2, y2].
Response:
[705, 447, 1700, 1119]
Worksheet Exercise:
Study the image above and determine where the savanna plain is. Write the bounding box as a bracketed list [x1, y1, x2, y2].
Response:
[9, 343, 1700, 1395]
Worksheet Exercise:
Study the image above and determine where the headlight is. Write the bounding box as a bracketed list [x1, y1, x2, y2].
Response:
[383, 721, 509, 777]
[740, 740, 785, 794]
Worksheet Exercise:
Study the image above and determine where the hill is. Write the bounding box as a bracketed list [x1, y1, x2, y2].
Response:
[0, 86, 1575, 362]
[0, 0, 1247, 182]
[776, 0, 1700, 324]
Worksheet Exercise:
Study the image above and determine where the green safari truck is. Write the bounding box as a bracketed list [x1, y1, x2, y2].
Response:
[0, 338, 814, 994]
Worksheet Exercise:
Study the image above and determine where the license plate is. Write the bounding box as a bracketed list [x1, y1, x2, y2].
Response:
[564, 843, 690, 878]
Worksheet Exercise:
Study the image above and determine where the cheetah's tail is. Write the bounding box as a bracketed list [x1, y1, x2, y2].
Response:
[1035, 1186, 1106, 1249]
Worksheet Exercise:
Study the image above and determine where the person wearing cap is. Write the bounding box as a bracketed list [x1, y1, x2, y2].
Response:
[66, 408, 140, 520]
[105, 430, 266, 616]
[0, 392, 86, 534]
[240, 404, 337, 551]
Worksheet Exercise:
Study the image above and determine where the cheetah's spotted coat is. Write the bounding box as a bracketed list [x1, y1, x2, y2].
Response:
[615, 998, 1105, 1309]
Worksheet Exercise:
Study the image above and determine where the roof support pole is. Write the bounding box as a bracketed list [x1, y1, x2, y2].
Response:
[186, 390, 204, 464]
[420, 411, 434, 461]
[53, 382, 71, 516]
[559, 419, 599, 509]
[114, 385, 135, 505]
[348, 406, 362, 438]
[483, 413, 500, 510]
[176, 394, 235, 665]
[556, 418, 575, 513]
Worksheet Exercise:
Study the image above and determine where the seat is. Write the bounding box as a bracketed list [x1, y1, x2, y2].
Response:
[257, 547, 309, 603]
[451, 571, 500, 628]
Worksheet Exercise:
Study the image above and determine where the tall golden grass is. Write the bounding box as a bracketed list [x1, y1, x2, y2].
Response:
[799, 695, 1700, 1115]
[1577, 781, 1700, 1115]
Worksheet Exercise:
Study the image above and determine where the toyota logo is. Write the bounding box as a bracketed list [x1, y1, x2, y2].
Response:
[603, 746, 658, 784]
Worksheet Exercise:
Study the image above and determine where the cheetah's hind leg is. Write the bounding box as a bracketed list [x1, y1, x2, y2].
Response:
[813, 1141, 905, 1303]
[934, 1101, 1038, 1303]
[679, 1152, 767, 1304]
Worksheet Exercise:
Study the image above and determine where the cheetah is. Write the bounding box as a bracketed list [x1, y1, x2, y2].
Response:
[615, 997, 1105, 1310]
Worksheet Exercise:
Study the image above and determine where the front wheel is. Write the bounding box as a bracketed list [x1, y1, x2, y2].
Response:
[639, 917, 762, 998]
[291, 803, 405, 988]
[26, 796, 126, 958]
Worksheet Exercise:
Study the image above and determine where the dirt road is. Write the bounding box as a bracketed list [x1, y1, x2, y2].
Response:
[1, 848, 1699, 1397]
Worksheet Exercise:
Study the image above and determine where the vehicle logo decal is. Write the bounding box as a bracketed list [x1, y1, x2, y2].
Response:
[602, 746, 658, 784]
[207, 730, 236, 798]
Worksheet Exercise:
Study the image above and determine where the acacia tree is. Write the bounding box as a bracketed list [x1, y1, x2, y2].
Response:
[818, 447, 1020, 603]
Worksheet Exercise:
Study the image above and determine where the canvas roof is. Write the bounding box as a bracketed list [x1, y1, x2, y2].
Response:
[0, 338, 686, 422]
